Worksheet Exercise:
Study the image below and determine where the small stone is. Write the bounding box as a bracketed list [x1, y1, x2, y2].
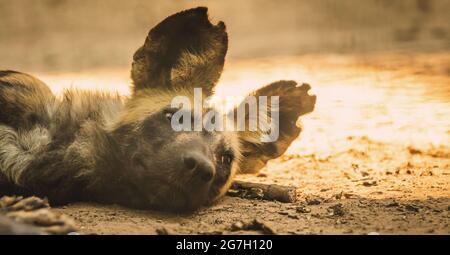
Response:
[311, 213, 322, 218]
[328, 203, 345, 217]
[408, 147, 422, 155]
[386, 201, 399, 207]
[360, 171, 370, 177]
[214, 218, 224, 224]
[156, 227, 174, 235]
[362, 181, 377, 187]
[432, 208, 442, 213]
[296, 206, 311, 213]
[287, 214, 299, 219]
[230, 219, 275, 234]
[230, 221, 244, 231]
[405, 204, 420, 213]
[334, 192, 343, 200]
[343, 193, 355, 199]
[306, 197, 322, 205]
[248, 219, 276, 235]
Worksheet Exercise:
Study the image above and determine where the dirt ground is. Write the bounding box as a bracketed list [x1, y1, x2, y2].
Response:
[38, 53, 450, 234]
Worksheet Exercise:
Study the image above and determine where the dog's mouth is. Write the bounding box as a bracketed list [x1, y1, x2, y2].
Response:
[128, 157, 227, 211]
[129, 177, 216, 212]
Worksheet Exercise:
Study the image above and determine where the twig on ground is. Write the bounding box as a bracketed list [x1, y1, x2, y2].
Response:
[227, 180, 297, 203]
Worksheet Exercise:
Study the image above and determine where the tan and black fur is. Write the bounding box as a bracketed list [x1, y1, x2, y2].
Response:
[0, 7, 316, 212]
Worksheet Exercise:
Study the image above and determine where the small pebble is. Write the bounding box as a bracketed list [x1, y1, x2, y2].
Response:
[362, 181, 377, 187]
[296, 206, 311, 213]
[230, 221, 244, 231]
[306, 198, 322, 205]
[328, 203, 345, 217]
[405, 204, 420, 213]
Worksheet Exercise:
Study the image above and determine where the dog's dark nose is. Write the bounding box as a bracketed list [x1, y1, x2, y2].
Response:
[183, 152, 215, 182]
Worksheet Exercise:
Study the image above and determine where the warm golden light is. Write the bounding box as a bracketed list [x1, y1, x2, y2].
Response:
[38, 54, 450, 158]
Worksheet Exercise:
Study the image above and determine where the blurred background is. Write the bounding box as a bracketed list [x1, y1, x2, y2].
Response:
[0, 0, 449, 151]
[0, 0, 449, 72]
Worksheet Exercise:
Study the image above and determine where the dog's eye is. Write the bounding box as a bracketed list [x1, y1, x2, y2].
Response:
[165, 112, 173, 121]
[164, 107, 180, 122]
[220, 152, 234, 165]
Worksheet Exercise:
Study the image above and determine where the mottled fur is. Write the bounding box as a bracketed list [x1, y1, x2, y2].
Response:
[0, 7, 315, 211]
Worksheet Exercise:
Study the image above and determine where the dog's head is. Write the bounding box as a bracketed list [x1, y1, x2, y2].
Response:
[108, 7, 315, 212]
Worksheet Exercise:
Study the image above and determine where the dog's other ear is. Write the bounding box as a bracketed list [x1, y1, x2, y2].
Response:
[131, 7, 228, 96]
[236, 81, 316, 174]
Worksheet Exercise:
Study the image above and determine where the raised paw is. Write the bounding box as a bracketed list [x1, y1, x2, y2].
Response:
[253, 80, 316, 120]
[238, 81, 316, 174]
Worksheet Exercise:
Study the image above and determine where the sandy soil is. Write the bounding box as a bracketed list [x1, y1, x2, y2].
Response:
[40, 53, 450, 234]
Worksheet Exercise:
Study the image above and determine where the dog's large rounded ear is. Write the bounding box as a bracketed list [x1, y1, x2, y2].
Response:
[131, 7, 228, 96]
[235, 81, 316, 174]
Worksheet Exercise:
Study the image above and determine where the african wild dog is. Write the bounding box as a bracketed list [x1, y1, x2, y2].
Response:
[0, 7, 316, 211]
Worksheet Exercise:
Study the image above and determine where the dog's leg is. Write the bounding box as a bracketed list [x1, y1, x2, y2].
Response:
[235, 81, 316, 173]
[0, 195, 77, 234]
